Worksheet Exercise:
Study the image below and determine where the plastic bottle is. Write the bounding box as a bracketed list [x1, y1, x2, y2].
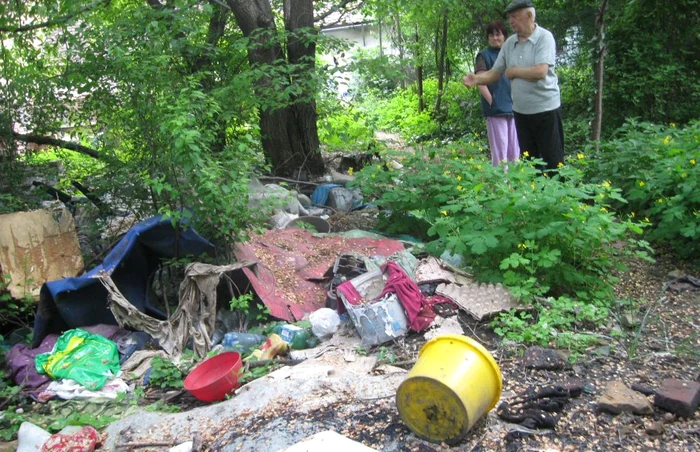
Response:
[271, 324, 318, 350]
[221, 332, 267, 354]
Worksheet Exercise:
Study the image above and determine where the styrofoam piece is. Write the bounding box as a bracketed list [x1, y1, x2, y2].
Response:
[280, 430, 377, 451]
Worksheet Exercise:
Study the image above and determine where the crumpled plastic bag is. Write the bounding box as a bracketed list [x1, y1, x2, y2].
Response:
[35, 328, 120, 390]
[42, 426, 99, 451]
[243, 334, 289, 362]
[309, 308, 341, 341]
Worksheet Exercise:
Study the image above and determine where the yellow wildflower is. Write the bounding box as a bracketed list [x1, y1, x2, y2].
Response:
[476, 165, 482, 170]
[670, 123, 676, 128]
[371, 173, 376, 178]
[441, 210, 448, 216]
[691, 159, 696, 165]
[457, 175, 462, 181]
[577, 153, 584, 160]
[348, 167, 354, 176]
[657, 198, 664, 204]
[444, 170, 450, 176]
[523, 151, 530, 158]
[376, 164, 382, 170]
[600, 207, 608, 213]
[518, 243, 527, 250]
[456, 185, 463, 191]
[663, 136, 671, 145]
[557, 162, 564, 168]
[603, 181, 611, 188]
[638, 181, 645, 187]
[644, 217, 650, 223]
[530, 182, 536, 190]
[631, 211, 636, 217]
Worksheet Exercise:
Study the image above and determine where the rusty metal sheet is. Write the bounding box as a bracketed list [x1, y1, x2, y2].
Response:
[0, 207, 84, 300]
[233, 229, 406, 322]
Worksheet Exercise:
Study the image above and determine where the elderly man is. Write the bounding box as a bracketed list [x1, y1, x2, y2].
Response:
[463, 0, 564, 170]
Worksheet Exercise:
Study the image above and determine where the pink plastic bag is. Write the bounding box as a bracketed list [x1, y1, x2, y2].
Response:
[42, 426, 99, 451]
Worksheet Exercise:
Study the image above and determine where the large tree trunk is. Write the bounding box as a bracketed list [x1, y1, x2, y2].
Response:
[283, 0, 324, 177]
[228, 0, 324, 178]
[591, 0, 609, 148]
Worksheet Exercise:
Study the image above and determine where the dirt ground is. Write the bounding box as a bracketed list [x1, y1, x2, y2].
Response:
[323, 210, 700, 451]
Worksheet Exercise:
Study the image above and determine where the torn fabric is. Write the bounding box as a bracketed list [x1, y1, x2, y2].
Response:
[99, 261, 254, 358]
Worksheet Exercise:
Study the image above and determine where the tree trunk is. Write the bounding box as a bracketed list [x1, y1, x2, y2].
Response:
[228, 0, 324, 178]
[433, 12, 448, 119]
[283, 0, 324, 177]
[415, 28, 424, 113]
[393, 12, 406, 90]
[591, 0, 609, 148]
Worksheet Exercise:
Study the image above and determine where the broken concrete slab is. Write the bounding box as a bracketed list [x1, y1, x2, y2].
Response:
[0, 207, 84, 300]
[101, 334, 411, 451]
[282, 430, 377, 451]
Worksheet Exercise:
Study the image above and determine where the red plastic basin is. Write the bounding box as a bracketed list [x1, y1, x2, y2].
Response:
[184, 351, 243, 402]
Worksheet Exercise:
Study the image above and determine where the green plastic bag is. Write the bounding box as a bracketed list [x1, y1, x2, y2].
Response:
[35, 328, 121, 390]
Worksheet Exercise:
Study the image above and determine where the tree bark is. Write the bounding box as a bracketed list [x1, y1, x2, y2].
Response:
[415, 28, 424, 113]
[227, 0, 324, 178]
[591, 0, 609, 148]
[433, 12, 448, 119]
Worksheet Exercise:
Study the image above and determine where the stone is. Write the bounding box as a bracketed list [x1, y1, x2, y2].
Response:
[662, 412, 676, 423]
[654, 378, 700, 418]
[597, 380, 653, 415]
[645, 421, 664, 436]
[0, 441, 18, 452]
[522, 346, 567, 371]
[554, 377, 585, 397]
[631, 383, 656, 396]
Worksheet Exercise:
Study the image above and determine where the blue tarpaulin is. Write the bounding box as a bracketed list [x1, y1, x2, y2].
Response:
[32, 215, 215, 347]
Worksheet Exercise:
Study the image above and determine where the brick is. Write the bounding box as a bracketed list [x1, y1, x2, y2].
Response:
[654, 378, 700, 418]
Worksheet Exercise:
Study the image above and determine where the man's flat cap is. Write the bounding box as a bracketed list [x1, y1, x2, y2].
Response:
[505, 0, 535, 14]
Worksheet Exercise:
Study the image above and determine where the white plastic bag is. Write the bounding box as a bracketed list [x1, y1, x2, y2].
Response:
[309, 308, 341, 341]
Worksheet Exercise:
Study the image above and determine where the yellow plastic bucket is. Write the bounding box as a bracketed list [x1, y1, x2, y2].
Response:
[396, 334, 502, 444]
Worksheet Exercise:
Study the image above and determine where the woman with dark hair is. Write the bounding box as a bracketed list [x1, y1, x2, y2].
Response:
[469, 20, 520, 166]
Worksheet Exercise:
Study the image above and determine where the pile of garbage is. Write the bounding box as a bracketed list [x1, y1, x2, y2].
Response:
[0, 173, 522, 450]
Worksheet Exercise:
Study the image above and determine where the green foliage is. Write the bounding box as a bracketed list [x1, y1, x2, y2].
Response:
[492, 296, 610, 350]
[377, 346, 397, 364]
[0, 274, 36, 329]
[580, 120, 700, 257]
[349, 50, 410, 94]
[238, 362, 273, 385]
[318, 99, 377, 152]
[354, 143, 650, 305]
[356, 88, 437, 139]
[148, 356, 185, 390]
[604, 0, 699, 130]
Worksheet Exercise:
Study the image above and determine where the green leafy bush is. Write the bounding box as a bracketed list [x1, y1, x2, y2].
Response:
[356, 88, 437, 139]
[581, 120, 700, 257]
[353, 144, 650, 303]
[317, 101, 377, 152]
